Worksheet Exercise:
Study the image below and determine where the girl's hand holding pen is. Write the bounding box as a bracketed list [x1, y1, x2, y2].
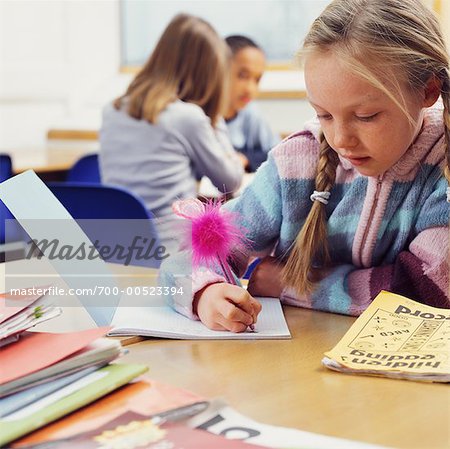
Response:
[194, 283, 262, 333]
[172, 198, 260, 332]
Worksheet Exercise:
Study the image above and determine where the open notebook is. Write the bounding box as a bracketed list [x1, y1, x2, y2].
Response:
[109, 297, 291, 340]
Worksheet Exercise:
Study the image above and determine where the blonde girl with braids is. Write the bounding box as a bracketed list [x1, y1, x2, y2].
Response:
[100, 14, 243, 251]
[161, 0, 449, 332]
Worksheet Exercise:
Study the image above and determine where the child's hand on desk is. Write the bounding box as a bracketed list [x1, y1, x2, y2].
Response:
[194, 283, 261, 332]
[237, 152, 250, 170]
[247, 256, 284, 298]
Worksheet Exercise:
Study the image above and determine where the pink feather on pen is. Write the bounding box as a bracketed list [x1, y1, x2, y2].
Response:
[172, 198, 248, 276]
[173, 198, 256, 332]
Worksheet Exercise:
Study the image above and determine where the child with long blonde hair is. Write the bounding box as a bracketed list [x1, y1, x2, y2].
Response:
[162, 0, 449, 332]
[100, 14, 243, 250]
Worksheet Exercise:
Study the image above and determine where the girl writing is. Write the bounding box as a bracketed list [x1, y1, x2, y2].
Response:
[162, 0, 449, 331]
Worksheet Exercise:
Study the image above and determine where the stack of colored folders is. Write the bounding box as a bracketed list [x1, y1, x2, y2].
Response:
[0, 292, 148, 446]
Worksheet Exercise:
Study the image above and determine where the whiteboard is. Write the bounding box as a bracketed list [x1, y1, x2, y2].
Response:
[121, 0, 331, 65]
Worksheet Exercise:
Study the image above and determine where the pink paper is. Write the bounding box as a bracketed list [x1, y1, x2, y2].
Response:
[0, 326, 111, 384]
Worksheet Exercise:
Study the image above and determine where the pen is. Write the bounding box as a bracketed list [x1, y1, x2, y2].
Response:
[218, 255, 256, 332]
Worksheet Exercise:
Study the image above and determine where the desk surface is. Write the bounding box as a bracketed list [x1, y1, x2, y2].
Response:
[1, 259, 449, 449]
[5, 143, 98, 174]
[120, 307, 449, 449]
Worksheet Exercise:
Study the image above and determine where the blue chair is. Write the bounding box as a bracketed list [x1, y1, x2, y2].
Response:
[47, 183, 163, 268]
[0, 154, 18, 245]
[67, 154, 101, 183]
[0, 154, 12, 183]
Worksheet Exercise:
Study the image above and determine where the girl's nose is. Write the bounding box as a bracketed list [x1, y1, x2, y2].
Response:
[333, 124, 358, 150]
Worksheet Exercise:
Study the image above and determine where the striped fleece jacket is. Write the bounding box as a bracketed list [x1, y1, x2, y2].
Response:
[160, 103, 449, 318]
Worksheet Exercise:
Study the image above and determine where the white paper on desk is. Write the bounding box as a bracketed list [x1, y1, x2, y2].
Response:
[0, 170, 119, 326]
[110, 297, 291, 340]
[186, 399, 393, 449]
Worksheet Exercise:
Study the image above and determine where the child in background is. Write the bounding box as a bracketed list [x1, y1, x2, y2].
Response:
[100, 14, 243, 251]
[161, 0, 450, 332]
[224, 35, 280, 172]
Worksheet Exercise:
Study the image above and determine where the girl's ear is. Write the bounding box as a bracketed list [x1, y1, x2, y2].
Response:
[423, 75, 442, 107]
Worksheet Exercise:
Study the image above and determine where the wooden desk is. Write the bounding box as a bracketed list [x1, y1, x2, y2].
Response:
[1, 259, 448, 449]
[4, 143, 98, 181]
[47, 128, 295, 141]
[119, 308, 449, 449]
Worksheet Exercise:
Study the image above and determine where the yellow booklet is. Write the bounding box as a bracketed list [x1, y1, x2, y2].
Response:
[323, 291, 450, 382]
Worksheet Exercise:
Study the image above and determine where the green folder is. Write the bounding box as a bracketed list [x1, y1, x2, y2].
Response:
[0, 363, 148, 446]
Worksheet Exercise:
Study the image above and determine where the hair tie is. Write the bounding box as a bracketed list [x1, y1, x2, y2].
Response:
[447, 186, 450, 203]
[310, 190, 330, 205]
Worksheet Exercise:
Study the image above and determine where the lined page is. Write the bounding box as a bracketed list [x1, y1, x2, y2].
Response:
[110, 298, 291, 340]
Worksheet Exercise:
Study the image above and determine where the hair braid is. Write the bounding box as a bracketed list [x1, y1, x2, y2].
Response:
[282, 133, 340, 294]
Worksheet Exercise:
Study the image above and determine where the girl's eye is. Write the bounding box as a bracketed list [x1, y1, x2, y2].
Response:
[238, 71, 250, 80]
[356, 113, 378, 122]
[316, 114, 332, 121]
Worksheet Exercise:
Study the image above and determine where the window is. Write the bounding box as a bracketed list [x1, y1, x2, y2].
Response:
[121, 0, 331, 67]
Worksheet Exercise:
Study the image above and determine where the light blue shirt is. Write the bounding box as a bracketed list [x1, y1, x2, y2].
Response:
[226, 103, 280, 171]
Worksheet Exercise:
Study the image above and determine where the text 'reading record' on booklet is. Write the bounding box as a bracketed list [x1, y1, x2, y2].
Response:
[322, 290, 450, 382]
[109, 297, 291, 340]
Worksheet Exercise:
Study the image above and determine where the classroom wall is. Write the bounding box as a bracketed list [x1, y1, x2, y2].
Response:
[0, 0, 447, 151]
[0, 0, 120, 149]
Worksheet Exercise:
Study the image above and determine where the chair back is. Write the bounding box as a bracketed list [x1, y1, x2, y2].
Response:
[47, 183, 163, 267]
[0, 155, 19, 245]
[0, 154, 12, 183]
[67, 154, 101, 183]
